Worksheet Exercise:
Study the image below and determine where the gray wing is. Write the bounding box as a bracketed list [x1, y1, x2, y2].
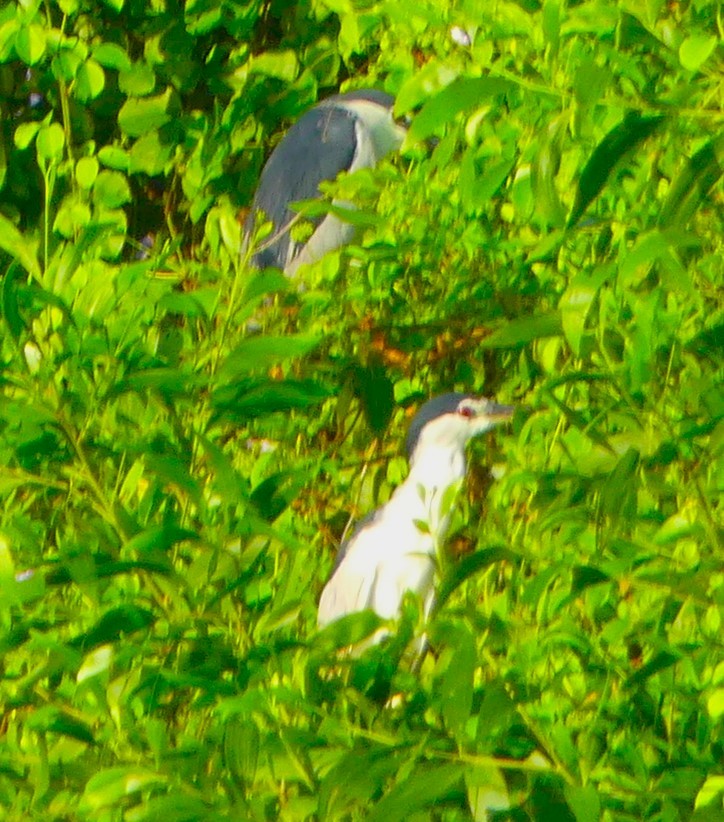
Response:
[246, 104, 358, 270]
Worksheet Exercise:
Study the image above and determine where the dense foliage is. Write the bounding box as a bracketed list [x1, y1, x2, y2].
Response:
[0, 0, 722, 819]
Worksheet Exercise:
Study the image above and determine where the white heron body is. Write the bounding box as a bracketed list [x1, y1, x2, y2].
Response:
[318, 394, 514, 634]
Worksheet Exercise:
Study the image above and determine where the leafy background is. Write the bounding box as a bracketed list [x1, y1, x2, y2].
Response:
[0, 0, 722, 819]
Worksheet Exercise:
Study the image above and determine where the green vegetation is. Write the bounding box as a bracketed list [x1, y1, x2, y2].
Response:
[0, 0, 722, 819]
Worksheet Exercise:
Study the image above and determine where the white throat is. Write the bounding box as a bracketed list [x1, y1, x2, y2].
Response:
[388, 441, 468, 546]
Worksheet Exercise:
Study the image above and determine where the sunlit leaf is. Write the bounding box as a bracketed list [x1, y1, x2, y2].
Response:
[118, 87, 179, 137]
[407, 76, 513, 143]
[479, 313, 561, 348]
[80, 767, 166, 812]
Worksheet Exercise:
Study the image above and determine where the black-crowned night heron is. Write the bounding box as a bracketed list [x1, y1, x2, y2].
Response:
[245, 89, 406, 276]
[318, 393, 514, 637]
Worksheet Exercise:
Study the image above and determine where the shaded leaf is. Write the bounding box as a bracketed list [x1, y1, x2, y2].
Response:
[626, 650, 682, 688]
[218, 334, 321, 382]
[351, 362, 394, 435]
[437, 545, 514, 608]
[27, 707, 95, 745]
[571, 565, 610, 595]
[69, 605, 155, 652]
[568, 113, 665, 227]
[659, 134, 724, 227]
[0, 214, 41, 280]
[367, 762, 464, 822]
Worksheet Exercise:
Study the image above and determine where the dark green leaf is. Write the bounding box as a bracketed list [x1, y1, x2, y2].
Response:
[626, 650, 682, 688]
[571, 565, 610, 595]
[1, 263, 25, 341]
[568, 113, 665, 227]
[659, 134, 724, 227]
[70, 605, 156, 651]
[437, 545, 514, 607]
[351, 362, 394, 435]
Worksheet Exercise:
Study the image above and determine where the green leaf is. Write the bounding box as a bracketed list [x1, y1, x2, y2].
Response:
[695, 775, 724, 810]
[224, 716, 260, 790]
[0, 19, 19, 61]
[70, 605, 156, 652]
[124, 795, 210, 822]
[80, 767, 166, 813]
[129, 129, 174, 175]
[395, 61, 459, 114]
[213, 379, 332, 421]
[97, 145, 130, 170]
[241, 270, 289, 303]
[75, 156, 99, 189]
[626, 649, 682, 688]
[118, 61, 156, 96]
[75, 58, 105, 102]
[571, 565, 610, 595]
[218, 334, 321, 381]
[26, 706, 95, 745]
[599, 448, 639, 522]
[437, 546, 513, 607]
[0, 214, 41, 280]
[250, 471, 306, 521]
[15, 24, 46, 65]
[367, 762, 464, 821]
[315, 610, 386, 650]
[460, 149, 515, 213]
[249, 50, 298, 81]
[438, 623, 476, 734]
[122, 524, 198, 556]
[92, 169, 131, 208]
[36, 122, 65, 165]
[560, 265, 614, 356]
[660, 134, 724, 227]
[479, 313, 561, 348]
[467, 765, 511, 820]
[14, 121, 40, 150]
[564, 784, 601, 822]
[531, 116, 567, 227]
[197, 435, 247, 505]
[145, 453, 201, 501]
[93, 42, 132, 71]
[118, 88, 178, 137]
[1, 263, 25, 341]
[350, 362, 394, 435]
[679, 34, 717, 71]
[407, 76, 513, 142]
[568, 113, 665, 227]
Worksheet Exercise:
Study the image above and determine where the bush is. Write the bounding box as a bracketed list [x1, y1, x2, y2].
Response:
[0, 0, 721, 819]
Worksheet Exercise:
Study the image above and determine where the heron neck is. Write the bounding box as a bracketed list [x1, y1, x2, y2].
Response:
[406, 444, 467, 490]
[389, 444, 467, 539]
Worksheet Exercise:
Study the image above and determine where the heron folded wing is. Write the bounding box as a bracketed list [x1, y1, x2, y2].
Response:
[247, 105, 358, 270]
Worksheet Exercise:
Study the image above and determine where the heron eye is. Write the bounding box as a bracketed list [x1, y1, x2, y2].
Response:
[458, 405, 475, 418]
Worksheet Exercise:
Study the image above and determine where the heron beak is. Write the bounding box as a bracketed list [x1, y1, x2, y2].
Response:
[480, 399, 515, 424]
